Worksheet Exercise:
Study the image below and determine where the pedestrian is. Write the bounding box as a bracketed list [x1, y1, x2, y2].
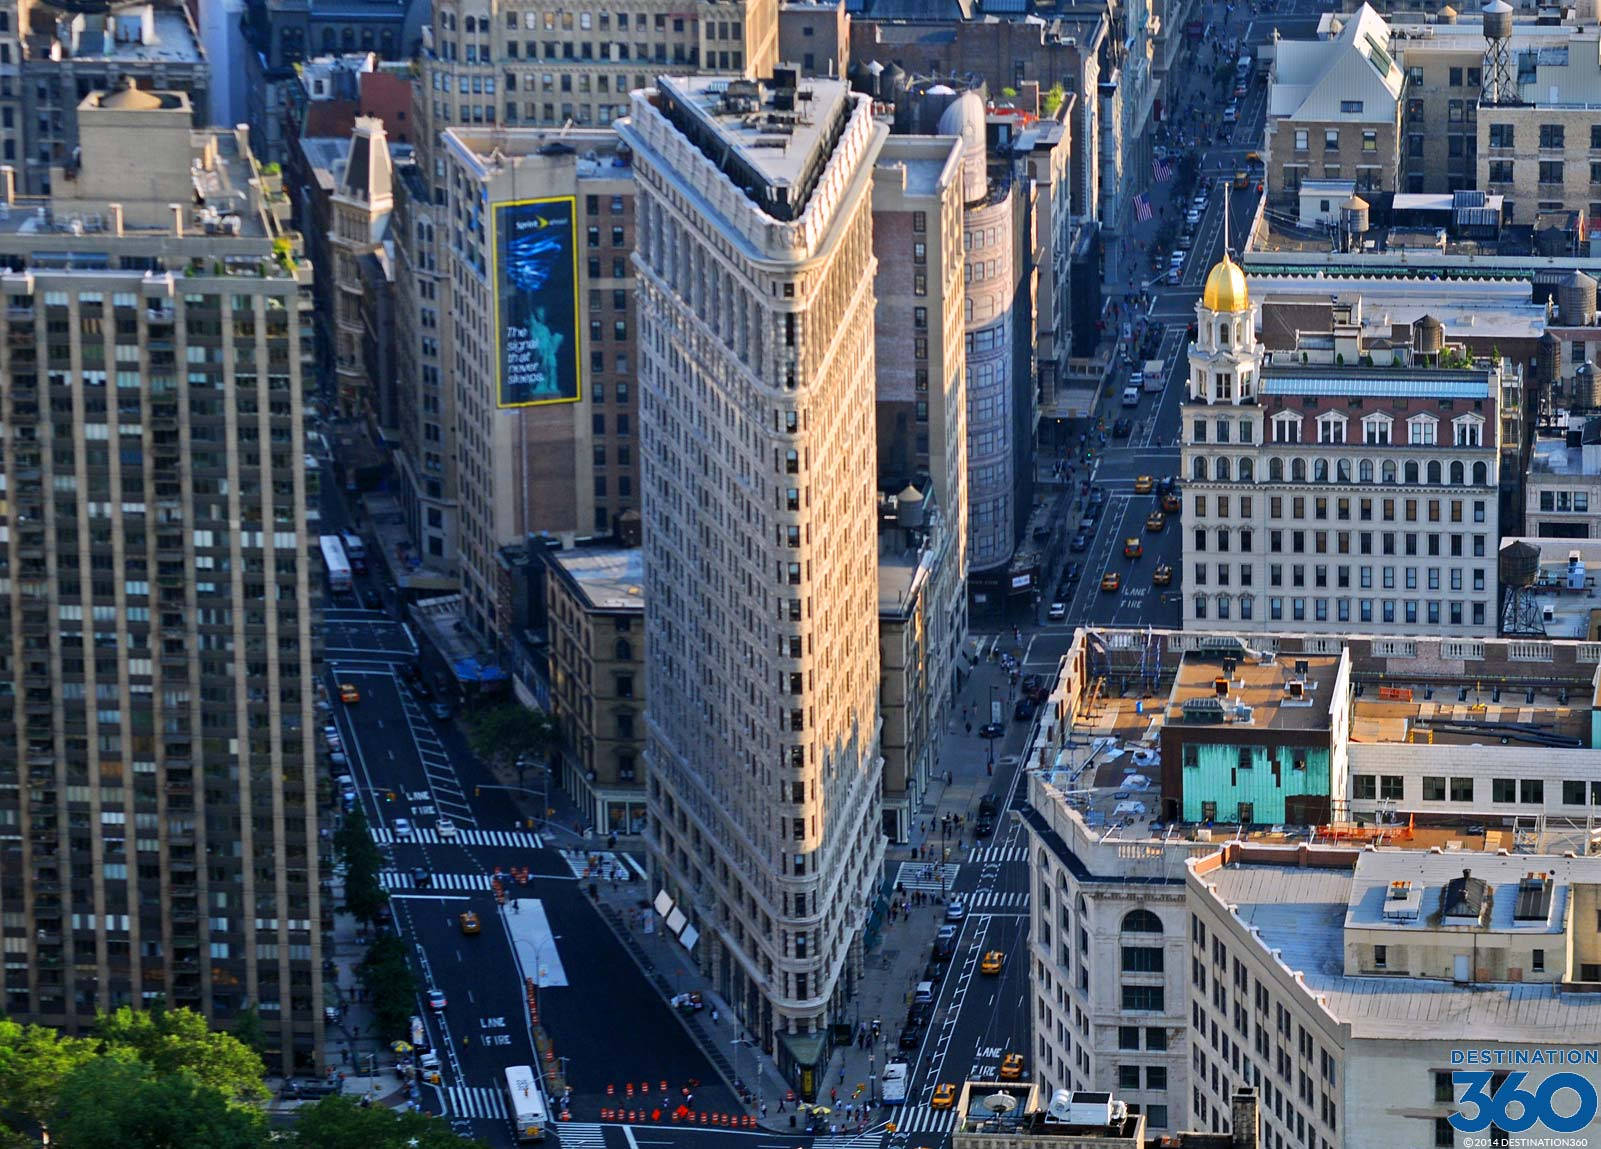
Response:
[777, 1097, 786, 1113]
[761, 1102, 769, 1119]
[711, 1007, 719, 1023]
[831, 1086, 838, 1103]
[965, 722, 972, 735]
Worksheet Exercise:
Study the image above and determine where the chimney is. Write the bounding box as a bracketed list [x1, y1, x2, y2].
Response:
[169, 203, 183, 236]
[107, 202, 123, 236]
[1230, 1087, 1261, 1149]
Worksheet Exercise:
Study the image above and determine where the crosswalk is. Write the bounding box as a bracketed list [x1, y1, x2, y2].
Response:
[968, 845, 1028, 865]
[554, 1121, 608, 1149]
[445, 1085, 506, 1120]
[557, 849, 636, 881]
[379, 871, 492, 891]
[892, 1105, 959, 1135]
[967, 889, 1029, 911]
[371, 828, 544, 848]
[893, 861, 959, 892]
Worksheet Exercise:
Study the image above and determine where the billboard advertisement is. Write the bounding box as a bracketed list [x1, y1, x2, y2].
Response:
[492, 196, 581, 408]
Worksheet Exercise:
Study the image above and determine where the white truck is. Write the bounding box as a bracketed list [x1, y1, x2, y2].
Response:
[882, 1059, 909, 1105]
[1142, 359, 1165, 392]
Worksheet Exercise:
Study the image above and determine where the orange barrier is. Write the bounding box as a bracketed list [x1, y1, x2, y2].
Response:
[607, 1084, 615, 1096]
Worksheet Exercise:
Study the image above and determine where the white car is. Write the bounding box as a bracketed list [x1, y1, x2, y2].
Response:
[1048, 602, 1067, 622]
[436, 817, 458, 839]
[393, 818, 413, 838]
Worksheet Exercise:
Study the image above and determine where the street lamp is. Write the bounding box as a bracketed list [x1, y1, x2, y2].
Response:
[987, 684, 998, 770]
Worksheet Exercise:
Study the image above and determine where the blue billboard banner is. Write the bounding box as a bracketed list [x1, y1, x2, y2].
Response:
[492, 196, 581, 408]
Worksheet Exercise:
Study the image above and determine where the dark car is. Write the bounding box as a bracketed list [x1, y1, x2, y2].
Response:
[362, 587, 383, 610]
[1112, 417, 1133, 438]
[401, 661, 423, 684]
[978, 794, 999, 817]
[898, 1026, 923, 1050]
[974, 812, 996, 837]
[923, 956, 948, 983]
[430, 700, 454, 721]
[1088, 486, 1105, 507]
[1070, 532, 1089, 552]
[907, 1002, 933, 1027]
[1013, 698, 1036, 722]
[410, 676, 434, 701]
[411, 867, 432, 889]
[979, 722, 1005, 739]
[1063, 562, 1081, 584]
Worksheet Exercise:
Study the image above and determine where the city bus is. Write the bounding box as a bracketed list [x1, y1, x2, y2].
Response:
[881, 1059, 909, 1105]
[504, 1065, 548, 1142]
[340, 530, 368, 574]
[319, 535, 352, 594]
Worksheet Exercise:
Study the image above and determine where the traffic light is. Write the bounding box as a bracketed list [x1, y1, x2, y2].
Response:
[475, 786, 481, 797]
[385, 791, 395, 802]
[885, 1123, 897, 1133]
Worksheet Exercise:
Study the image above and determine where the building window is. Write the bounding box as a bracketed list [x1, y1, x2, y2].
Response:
[1121, 985, 1165, 1011]
[1540, 123, 1566, 150]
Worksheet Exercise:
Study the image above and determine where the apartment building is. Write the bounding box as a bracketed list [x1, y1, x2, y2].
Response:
[1265, 5, 1403, 206]
[2, 1, 209, 194]
[1022, 625, 1601, 1146]
[0, 84, 323, 1072]
[323, 116, 394, 423]
[390, 154, 457, 573]
[1526, 421, 1601, 539]
[1181, 258, 1502, 635]
[415, 0, 778, 184]
[434, 126, 640, 643]
[1189, 845, 1601, 1147]
[620, 72, 887, 1085]
[542, 546, 647, 837]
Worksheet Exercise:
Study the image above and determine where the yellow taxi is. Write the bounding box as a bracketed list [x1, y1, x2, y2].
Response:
[338, 683, 361, 704]
[1153, 563, 1173, 587]
[1100, 571, 1121, 592]
[1146, 511, 1166, 532]
[1133, 475, 1154, 494]
[999, 1053, 1025, 1080]
[458, 911, 481, 935]
[1162, 492, 1182, 513]
[980, 950, 1005, 975]
[1123, 537, 1143, 559]
[931, 1084, 957, 1110]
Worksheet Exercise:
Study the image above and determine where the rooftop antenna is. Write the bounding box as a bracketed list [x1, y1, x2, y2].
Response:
[1223, 177, 1231, 260]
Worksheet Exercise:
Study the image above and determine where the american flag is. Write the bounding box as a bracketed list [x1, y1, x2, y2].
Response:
[1134, 193, 1154, 222]
[1153, 157, 1174, 182]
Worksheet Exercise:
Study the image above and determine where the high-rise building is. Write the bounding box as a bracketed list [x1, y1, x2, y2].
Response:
[424, 126, 640, 644]
[0, 83, 323, 1071]
[620, 71, 887, 1081]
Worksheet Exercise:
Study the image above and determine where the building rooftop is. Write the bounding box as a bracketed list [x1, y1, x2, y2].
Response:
[444, 126, 634, 180]
[1269, 3, 1402, 123]
[1531, 430, 1601, 477]
[1195, 851, 1601, 1041]
[1344, 850, 1573, 934]
[29, 4, 204, 65]
[652, 72, 856, 222]
[547, 547, 645, 613]
[1256, 367, 1492, 399]
[1250, 278, 1550, 345]
[1167, 652, 1340, 731]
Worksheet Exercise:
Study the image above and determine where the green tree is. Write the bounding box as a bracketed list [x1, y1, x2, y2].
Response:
[466, 702, 560, 770]
[292, 1095, 464, 1148]
[93, 1005, 268, 1105]
[52, 1056, 266, 1149]
[337, 807, 390, 925]
[1042, 84, 1066, 116]
[358, 934, 417, 1041]
[0, 1019, 96, 1147]
[232, 1006, 268, 1058]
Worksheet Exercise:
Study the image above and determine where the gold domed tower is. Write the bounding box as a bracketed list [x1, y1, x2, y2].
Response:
[1201, 253, 1250, 313]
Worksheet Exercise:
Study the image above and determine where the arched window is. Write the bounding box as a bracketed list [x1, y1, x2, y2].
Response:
[320, 27, 336, 52]
[1314, 459, 1328, 482]
[1193, 456, 1208, 481]
[1216, 456, 1231, 481]
[380, 28, 396, 54]
[1194, 594, 1208, 620]
[1450, 460, 1465, 484]
[615, 638, 633, 661]
[464, 14, 476, 31]
[1240, 458, 1254, 482]
[341, 27, 355, 51]
[1382, 460, 1398, 483]
[1122, 908, 1163, 933]
[1291, 458, 1307, 482]
[1473, 460, 1489, 484]
[1219, 322, 1231, 348]
[1359, 459, 1374, 482]
[1404, 461, 1420, 484]
[1427, 460, 1442, 484]
[1337, 458, 1351, 482]
[1269, 457, 1284, 481]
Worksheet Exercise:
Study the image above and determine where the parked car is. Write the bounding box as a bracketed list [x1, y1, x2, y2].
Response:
[1070, 532, 1090, 553]
[1013, 698, 1036, 722]
[974, 811, 995, 838]
[430, 700, 454, 721]
[426, 987, 447, 1011]
[393, 818, 413, 838]
[899, 1026, 923, 1051]
[946, 900, 967, 922]
[978, 722, 1005, 740]
[1047, 602, 1067, 623]
[978, 795, 999, 816]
